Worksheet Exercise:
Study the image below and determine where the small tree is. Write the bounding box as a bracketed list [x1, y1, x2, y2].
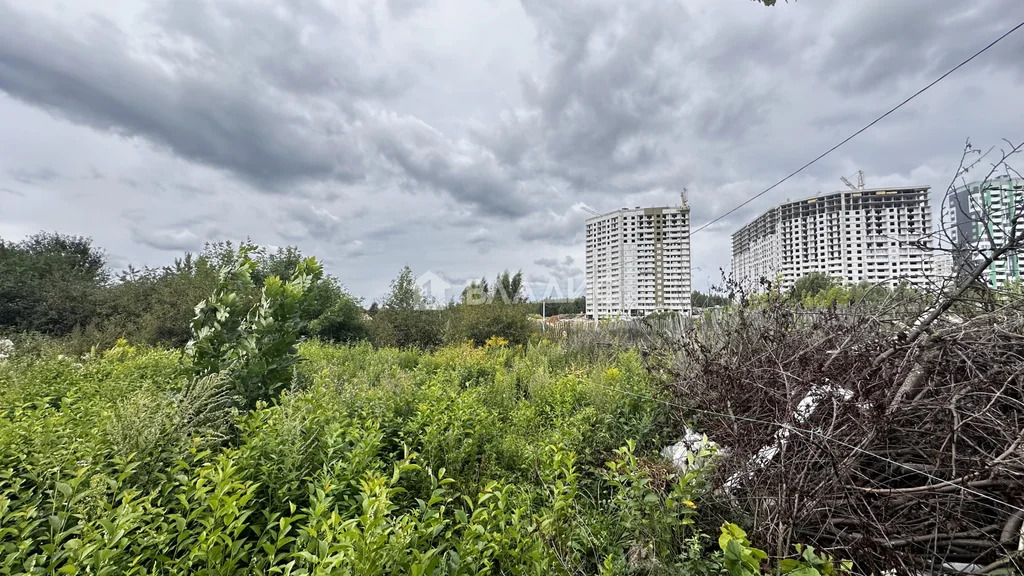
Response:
[185, 245, 323, 411]
[0, 231, 108, 335]
[311, 295, 369, 343]
[493, 270, 526, 304]
[461, 277, 490, 305]
[383, 265, 427, 310]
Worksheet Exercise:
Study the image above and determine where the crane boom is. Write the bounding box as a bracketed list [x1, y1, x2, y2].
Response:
[841, 171, 866, 191]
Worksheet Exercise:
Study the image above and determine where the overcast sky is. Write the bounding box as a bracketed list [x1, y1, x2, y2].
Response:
[2, 0, 1023, 301]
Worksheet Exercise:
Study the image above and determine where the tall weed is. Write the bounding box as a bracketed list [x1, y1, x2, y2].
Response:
[0, 338, 845, 575]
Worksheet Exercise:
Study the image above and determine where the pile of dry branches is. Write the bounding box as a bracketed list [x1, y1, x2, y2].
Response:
[641, 139, 1024, 575]
[652, 290, 1024, 575]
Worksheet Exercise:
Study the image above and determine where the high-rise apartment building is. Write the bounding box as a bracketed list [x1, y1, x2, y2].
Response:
[943, 175, 1024, 287]
[585, 196, 691, 319]
[731, 186, 934, 292]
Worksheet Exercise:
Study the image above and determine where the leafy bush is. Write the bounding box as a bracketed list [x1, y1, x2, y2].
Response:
[797, 280, 924, 309]
[0, 232, 108, 336]
[789, 272, 837, 302]
[0, 339, 667, 574]
[0, 330, 846, 575]
[369, 309, 446, 349]
[310, 293, 370, 343]
[185, 246, 324, 411]
[718, 524, 851, 576]
[366, 304, 536, 351]
[446, 303, 535, 347]
[97, 253, 220, 347]
[692, 291, 729, 310]
[0, 234, 366, 352]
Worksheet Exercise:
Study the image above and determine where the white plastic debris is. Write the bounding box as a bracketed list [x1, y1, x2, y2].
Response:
[661, 427, 719, 473]
[0, 338, 13, 360]
[725, 383, 853, 492]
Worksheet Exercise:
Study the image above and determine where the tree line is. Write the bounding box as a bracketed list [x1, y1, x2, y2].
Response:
[2, 231, 740, 351]
[0, 232, 544, 351]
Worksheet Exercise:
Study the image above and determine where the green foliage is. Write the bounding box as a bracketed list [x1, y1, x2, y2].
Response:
[0, 336, 702, 576]
[369, 309, 446, 349]
[461, 272, 528, 306]
[1, 235, 359, 352]
[1, 331, 841, 575]
[718, 524, 768, 576]
[446, 304, 535, 347]
[383, 265, 429, 310]
[778, 544, 853, 576]
[692, 290, 729, 309]
[185, 245, 324, 410]
[367, 303, 536, 350]
[1, 232, 844, 574]
[1, 232, 535, 354]
[800, 285, 852, 308]
[493, 270, 526, 304]
[644, 310, 686, 322]
[534, 297, 586, 316]
[461, 277, 490, 305]
[718, 523, 851, 576]
[253, 246, 359, 330]
[97, 253, 220, 347]
[310, 294, 370, 343]
[790, 272, 837, 302]
[793, 280, 923, 310]
[0, 232, 108, 336]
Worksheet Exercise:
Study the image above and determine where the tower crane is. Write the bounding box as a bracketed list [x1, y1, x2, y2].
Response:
[841, 170, 865, 191]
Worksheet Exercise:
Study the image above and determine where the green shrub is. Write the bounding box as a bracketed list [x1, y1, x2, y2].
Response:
[97, 255, 220, 347]
[311, 295, 370, 343]
[446, 303, 535, 347]
[0, 232, 108, 336]
[789, 272, 837, 302]
[0, 334, 847, 575]
[369, 309, 446, 350]
[185, 246, 323, 410]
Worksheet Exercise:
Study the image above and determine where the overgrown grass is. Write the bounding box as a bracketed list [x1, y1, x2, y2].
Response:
[0, 339, 723, 575]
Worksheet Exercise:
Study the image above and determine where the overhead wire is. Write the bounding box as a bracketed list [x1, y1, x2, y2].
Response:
[690, 18, 1024, 236]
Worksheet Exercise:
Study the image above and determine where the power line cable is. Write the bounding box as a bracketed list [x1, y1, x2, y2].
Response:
[691, 18, 1024, 236]
[589, 380, 1024, 514]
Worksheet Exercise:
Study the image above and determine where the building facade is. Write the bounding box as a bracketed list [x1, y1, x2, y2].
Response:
[930, 252, 954, 282]
[731, 186, 934, 292]
[585, 197, 691, 319]
[943, 175, 1024, 287]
